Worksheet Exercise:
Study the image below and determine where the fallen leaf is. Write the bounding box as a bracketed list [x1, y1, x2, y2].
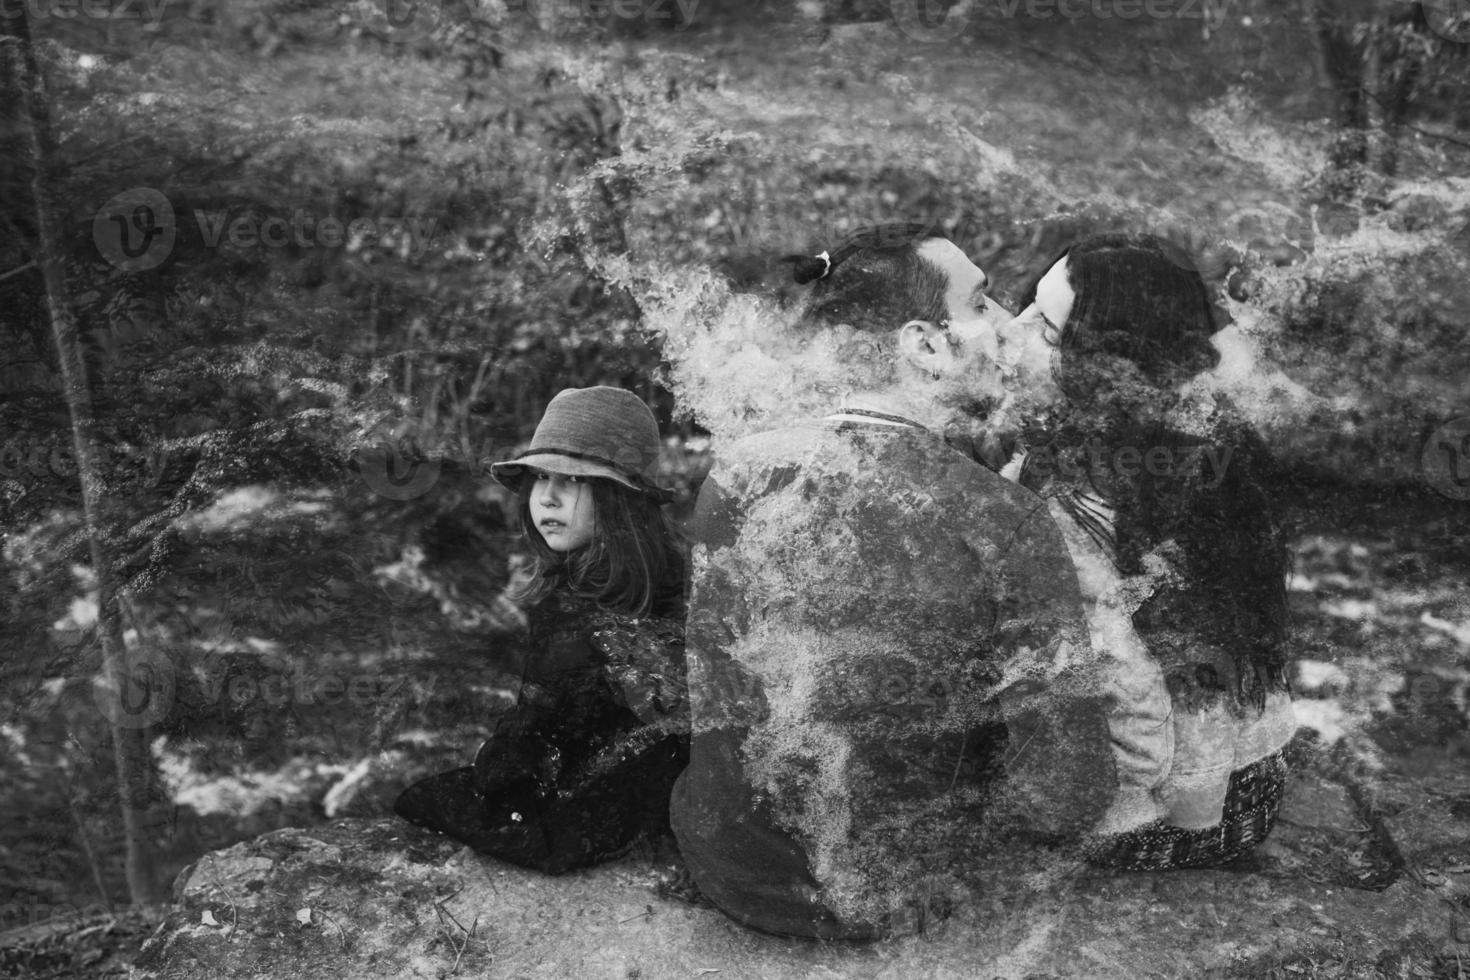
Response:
[295, 907, 313, 926]
[200, 910, 221, 927]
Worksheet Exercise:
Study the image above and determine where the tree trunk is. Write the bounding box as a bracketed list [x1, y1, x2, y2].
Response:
[1364, 4, 1431, 181]
[1302, 0, 1371, 189]
[9, 8, 166, 906]
[1300, 0, 1427, 193]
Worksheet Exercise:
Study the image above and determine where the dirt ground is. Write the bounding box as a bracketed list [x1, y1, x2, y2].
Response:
[12, 485, 1469, 977]
[123, 726, 1469, 980]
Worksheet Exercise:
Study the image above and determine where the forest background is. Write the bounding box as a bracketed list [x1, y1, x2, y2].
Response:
[1, 0, 1469, 974]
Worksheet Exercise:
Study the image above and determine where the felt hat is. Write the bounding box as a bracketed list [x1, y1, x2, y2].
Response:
[490, 386, 671, 500]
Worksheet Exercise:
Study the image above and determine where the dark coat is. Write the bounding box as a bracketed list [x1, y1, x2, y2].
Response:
[394, 591, 688, 874]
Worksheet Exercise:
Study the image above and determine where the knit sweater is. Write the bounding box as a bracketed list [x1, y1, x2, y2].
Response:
[1015, 415, 1295, 844]
[670, 416, 1114, 938]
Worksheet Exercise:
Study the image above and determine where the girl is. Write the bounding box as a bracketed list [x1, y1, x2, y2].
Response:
[995, 233, 1296, 870]
[394, 385, 689, 874]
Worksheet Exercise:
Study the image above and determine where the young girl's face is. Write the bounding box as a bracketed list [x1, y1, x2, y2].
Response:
[528, 470, 596, 552]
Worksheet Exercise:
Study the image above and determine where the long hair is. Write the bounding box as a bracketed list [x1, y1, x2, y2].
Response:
[512, 477, 684, 618]
[1017, 233, 1220, 410]
[1016, 234, 1288, 706]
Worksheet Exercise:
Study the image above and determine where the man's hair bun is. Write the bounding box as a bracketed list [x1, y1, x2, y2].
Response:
[783, 251, 832, 285]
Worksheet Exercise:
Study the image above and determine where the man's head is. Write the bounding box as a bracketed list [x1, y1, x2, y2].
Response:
[786, 223, 1009, 409]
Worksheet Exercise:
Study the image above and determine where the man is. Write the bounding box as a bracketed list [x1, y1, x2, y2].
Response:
[670, 224, 1117, 939]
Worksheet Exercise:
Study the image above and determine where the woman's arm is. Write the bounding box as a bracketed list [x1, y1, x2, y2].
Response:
[1046, 496, 1176, 835]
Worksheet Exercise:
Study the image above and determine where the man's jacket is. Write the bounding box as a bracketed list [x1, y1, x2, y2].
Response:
[670, 417, 1115, 938]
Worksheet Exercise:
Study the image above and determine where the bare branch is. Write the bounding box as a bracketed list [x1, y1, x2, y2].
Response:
[0, 260, 37, 283]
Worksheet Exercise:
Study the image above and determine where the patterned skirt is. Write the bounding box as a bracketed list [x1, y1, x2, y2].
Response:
[1085, 750, 1287, 871]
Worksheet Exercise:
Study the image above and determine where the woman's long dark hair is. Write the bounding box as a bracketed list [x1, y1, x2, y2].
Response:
[512, 477, 684, 618]
[1017, 233, 1221, 402]
[1016, 233, 1289, 708]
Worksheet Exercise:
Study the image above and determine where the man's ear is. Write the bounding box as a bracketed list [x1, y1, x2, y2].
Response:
[897, 319, 949, 374]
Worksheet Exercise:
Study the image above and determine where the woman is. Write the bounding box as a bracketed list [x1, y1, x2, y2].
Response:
[994, 232, 1295, 869]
